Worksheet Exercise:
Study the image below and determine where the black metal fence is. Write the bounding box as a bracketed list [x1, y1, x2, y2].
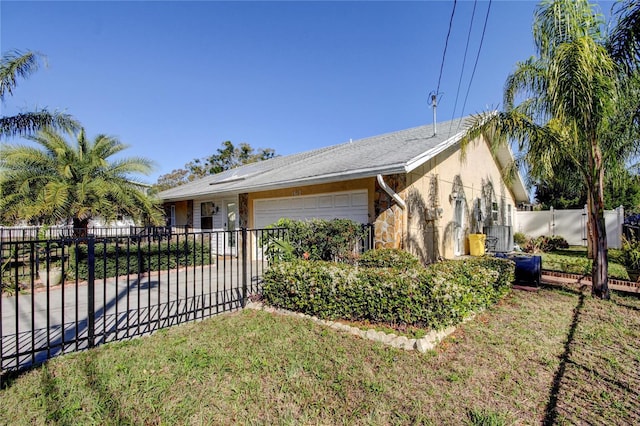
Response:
[0, 224, 374, 382]
[0, 225, 192, 242]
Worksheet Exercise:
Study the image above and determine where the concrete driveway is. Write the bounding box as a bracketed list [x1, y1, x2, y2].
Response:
[1, 260, 267, 373]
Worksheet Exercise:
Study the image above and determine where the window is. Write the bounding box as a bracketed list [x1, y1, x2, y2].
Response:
[492, 202, 499, 223]
[201, 202, 216, 230]
[507, 204, 512, 226]
[170, 205, 176, 227]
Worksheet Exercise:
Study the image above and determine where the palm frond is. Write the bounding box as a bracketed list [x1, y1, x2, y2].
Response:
[533, 0, 605, 60]
[0, 50, 41, 101]
[608, 0, 640, 72]
[0, 111, 80, 140]
[547, 36, 617, 133]
[503, 57, 549, 112]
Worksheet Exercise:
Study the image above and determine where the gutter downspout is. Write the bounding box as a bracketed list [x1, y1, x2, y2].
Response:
[377, 174, 406, 209]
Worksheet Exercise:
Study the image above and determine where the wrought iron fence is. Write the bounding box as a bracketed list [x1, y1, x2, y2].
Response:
[0, 225, 194, 242]
[0, 224, 374, 383]
[0, 229, 271, 381]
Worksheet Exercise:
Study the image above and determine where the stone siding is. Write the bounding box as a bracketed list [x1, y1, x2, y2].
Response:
[373, 174, 406, 249]
[238, 193, 249, 228]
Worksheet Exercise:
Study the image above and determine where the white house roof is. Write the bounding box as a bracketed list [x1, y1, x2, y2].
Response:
[158, 116, 530, 203]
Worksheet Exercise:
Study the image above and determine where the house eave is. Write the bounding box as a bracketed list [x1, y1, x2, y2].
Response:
[158, 164, 406, 202]
[404, 130, 466, 173]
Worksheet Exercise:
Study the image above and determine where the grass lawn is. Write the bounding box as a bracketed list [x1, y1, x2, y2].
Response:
[1, 286, 639, 425]
[541, 246, 630, 280]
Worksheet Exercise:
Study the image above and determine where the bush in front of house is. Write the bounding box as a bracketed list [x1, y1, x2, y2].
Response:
[69, 239, 211, 280]
[264, 218, 368, 263]
[421, 258, 513, 326]
[358, 248, 420, 270]
[262, 256, 514, 330]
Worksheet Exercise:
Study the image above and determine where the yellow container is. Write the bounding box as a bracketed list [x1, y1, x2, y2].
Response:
[468, 234, 486, 256]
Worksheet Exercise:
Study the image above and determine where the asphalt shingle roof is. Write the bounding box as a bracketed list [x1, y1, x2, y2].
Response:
[158, 117, 472, 201]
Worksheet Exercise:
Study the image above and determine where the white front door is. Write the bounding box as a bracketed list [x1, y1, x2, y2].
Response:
[225, 200, 237, 251]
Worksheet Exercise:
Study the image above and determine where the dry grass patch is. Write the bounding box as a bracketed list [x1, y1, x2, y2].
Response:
[1, 287, 638, 425]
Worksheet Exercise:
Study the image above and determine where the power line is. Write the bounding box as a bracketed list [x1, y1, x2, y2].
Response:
[450, 0, 478, 132]
[436, 0, 458, 96]
[458, 0, 492, 130]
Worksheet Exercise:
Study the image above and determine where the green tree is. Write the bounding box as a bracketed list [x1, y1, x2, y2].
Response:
[535, 165, 640, 211]
[464, 0, 640, 299]
[187, 141, 276, 177]
[0, 127, 163, 235]
[152, 168, 192, 192]
[154, 141, 276, 191]
[1, 49, 78, 139]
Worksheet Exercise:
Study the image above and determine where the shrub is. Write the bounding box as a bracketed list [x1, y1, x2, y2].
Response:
[513, 232, 527, 246]
[524, 235, 569, 253]
[358, 249, 420, 270]
[262, 257, 514, 330]
[621, 237, 640, 270]
[264, 218, 367, 263]
[608, 248, 625, 265]
[69, 239, 211, 280]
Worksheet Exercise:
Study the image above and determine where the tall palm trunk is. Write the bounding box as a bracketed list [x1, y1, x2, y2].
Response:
[587, 144, 610, 299]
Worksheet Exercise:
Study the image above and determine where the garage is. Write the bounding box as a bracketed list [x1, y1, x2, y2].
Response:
[253, 190, 369, 228]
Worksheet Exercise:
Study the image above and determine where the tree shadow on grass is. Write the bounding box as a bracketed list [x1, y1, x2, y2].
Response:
[543, 288, 640, 424]
[543, 289, 585, 425]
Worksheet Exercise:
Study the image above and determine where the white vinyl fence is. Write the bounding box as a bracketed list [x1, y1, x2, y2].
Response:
[515, 206, 624, 249]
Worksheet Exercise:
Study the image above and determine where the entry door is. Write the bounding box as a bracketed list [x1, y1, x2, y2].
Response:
[225, 201, 237, 250]
[454, 199, 465, 256]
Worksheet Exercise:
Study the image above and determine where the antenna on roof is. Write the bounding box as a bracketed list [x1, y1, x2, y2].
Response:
[429, 91, 438, 136]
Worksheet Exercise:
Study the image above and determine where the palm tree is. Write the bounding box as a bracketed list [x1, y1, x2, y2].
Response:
[608, 0, 640, 73]
[0, 127, 164, 235]
[463, 0, 640, 299]
[1, 49, 79, 139]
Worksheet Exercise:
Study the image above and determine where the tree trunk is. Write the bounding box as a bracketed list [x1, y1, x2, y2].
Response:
[587, 147, 610, 299]
[588, 200, 610, 299]
[586, 200, 594, 259]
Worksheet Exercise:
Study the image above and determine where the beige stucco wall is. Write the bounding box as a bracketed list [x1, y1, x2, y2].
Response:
[403, 137, 519, 262]
[246, 178, 376, 228]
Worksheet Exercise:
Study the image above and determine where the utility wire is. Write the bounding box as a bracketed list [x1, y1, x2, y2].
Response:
[450, 0, 478, 133]
[458, 0, 492, 131]
[436, 0, 458, 96]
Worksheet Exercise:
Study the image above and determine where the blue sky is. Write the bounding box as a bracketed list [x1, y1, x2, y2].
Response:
[1, 0, 616, 183]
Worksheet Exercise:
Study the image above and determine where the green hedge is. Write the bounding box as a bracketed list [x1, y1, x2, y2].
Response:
[262, 256, 515, 330]
[69, 239, 211, 280]
[264, 218, 367, 262]
[358, 248, 420, 270]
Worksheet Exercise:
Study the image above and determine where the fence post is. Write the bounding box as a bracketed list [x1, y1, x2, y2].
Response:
[241, 227, 248, 308]
[87, 235, 95, 348]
